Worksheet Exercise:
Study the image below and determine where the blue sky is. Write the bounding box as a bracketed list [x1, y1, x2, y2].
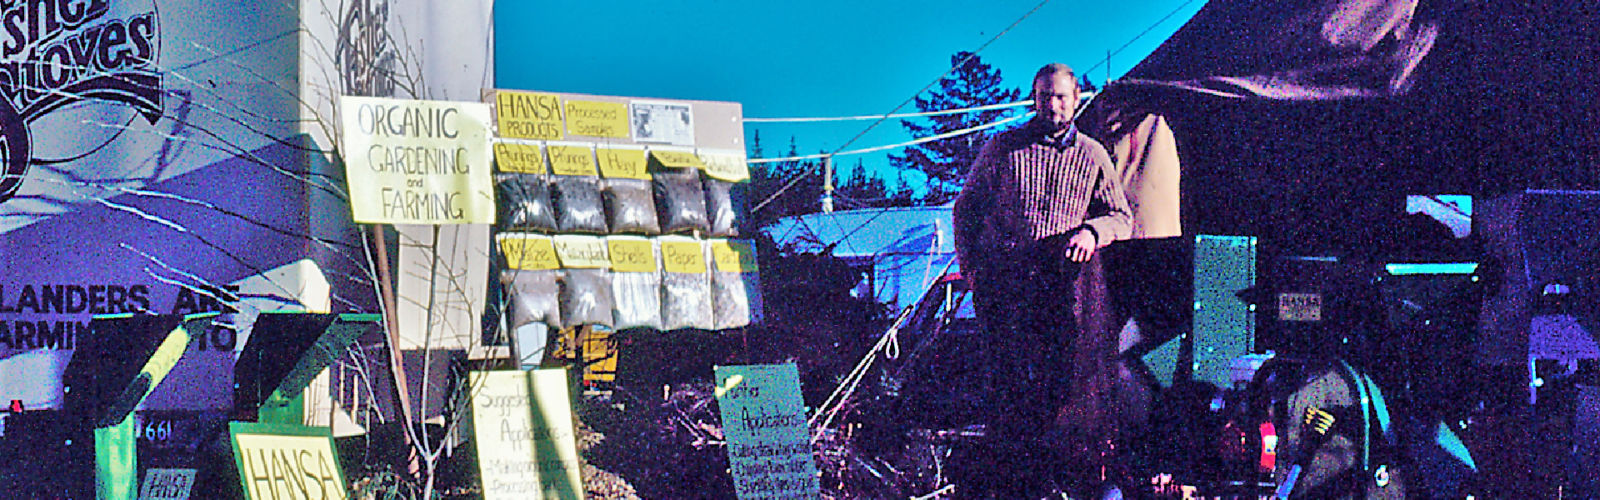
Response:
[495, 0, 1203, 188]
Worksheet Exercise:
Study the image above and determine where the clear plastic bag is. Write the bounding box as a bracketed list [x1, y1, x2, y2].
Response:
[660, 272, 713, 330]
[704, 178, 739, 237]
[559, 269, 615, 328]
[496, 173, 557, 232]
[604, 178, 661, 234]
[611, 271, 662, 330]
[653, 169, 710, 234]
[552, 175, 609, 233]
[504, 270, 561, 330]
[711, 271, 752, 329]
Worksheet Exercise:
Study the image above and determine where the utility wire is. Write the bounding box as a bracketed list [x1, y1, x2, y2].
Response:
[1079, 0, 1200, 78]
[744, 100, 1032, 123]
[749, 0, 1057, 214]
[748, 112, 1029, 165]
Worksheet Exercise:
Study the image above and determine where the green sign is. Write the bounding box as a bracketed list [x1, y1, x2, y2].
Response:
[714, 363, 821, 499]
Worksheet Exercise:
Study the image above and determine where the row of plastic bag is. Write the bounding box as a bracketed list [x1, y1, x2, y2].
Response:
[503, 267, 760, 332]
[496, 170, 740, 236]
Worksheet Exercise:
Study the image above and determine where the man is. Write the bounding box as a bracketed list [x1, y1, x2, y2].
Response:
[951, 62, 1133, 497]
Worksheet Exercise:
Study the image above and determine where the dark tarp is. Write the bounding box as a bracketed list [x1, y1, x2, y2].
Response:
[1082, 0, 1600, 254]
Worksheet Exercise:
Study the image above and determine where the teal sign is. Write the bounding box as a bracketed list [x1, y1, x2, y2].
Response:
[714, 363, 820, 499]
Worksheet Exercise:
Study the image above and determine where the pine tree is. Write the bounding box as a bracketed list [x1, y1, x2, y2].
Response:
[888, 51, 1023, 204]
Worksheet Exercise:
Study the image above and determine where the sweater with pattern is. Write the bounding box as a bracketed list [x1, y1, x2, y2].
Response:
[952, 118, 1133, 269]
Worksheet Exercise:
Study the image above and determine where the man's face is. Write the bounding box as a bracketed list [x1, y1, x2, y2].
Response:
[1033, 72, 1078, 133]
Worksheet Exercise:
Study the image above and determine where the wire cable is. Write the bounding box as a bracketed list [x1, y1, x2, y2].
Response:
[748, 112, 1029, 164]
[744, 100, 1032, 123]
[750, 0, 1057, 213]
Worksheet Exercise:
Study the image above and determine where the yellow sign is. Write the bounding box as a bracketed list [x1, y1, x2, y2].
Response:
[651, 150, 705, 170]
[597, 147, 651, 180]
[711, 239, 758, 273]
[661, 239, 707, 274]
[608, 237, 657, 273]
[553, 235, 609, 268]
[230, 423, 347, 500]
[498, 234, 560, 271]
[564, 99, 629, 138]
[469, 370, 584, 500]
[339, 95, 496, 224]
[546, 144, 598, 176]
[495, 90, 564, 140]
[701, 151, 751, 182]
[494, 142, 546, 173]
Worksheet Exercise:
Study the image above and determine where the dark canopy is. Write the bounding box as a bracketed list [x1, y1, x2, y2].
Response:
[1085, 0, 1599, 254]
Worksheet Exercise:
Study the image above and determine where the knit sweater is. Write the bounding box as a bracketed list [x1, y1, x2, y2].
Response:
[952, 119, 1133, 267]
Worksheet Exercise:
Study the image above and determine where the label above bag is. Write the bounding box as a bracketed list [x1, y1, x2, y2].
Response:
[553, 235, 610, 269]
[495, 90, 565, 141]
[710, 239, 758, 273]
[547, 143, 599, 176]
[597, 147, 651, 180]
[607, 236, 658, 273]
[494, 142, 546, 174]
[498, 233, 560, 270]
[650, 149, 705, 170]
[660, 238, 708, 274]
[700, 150, 751, 183]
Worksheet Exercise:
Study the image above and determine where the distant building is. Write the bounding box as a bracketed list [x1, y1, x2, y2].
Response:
[765, 205, 974, 318]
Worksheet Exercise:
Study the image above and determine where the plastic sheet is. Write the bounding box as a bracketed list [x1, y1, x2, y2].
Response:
[654, 169, 710, 234]
[604, 178, 661, 234]
[704, 178, 739, 237]
[611, 271, 662, 330]
[560, 269, 615, 328]
[661, 272, 713, 330]
[552, 175, 608, 233]
[495, 173, 557, 231]
[712, 271, 753, 329]
[504, 270, 561, 330]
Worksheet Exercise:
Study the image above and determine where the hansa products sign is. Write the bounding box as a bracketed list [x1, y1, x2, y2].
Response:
[0, 0, 163, 203]
[340, 96, 495, 224]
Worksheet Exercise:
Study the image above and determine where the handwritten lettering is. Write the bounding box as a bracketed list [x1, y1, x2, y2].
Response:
[355, 103, 459, 139]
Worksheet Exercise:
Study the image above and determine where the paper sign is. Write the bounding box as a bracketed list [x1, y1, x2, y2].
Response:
[608, 237, 657, 273]
[1278, 293, 1322, 322]
[597, 147, 650, 180]
[498, 233, 560, 271]
[564, 99, 629, 138]
[660, 239, 707, 274]
[650, 150, 705, 170]
[546, 144, 598, 176]
[495, 143, 546, 174]
[700, 151, 751, 182]
[470, 369, 584, 500]
[714, 364, 822, 500]
[711, 239, 758, 273]
[139, 468, 196, 500]
[495, 90, 565, 140]
[630, 100, 695, 146]
[553, 235, 609, 269]
[340, 95, 495, 224]
[229, 423, 347, 500]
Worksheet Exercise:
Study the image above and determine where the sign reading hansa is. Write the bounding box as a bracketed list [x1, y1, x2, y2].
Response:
[229, 423, 347, 500]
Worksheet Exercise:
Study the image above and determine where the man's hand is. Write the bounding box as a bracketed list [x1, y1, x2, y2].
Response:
[1065, 228, 1097, 262]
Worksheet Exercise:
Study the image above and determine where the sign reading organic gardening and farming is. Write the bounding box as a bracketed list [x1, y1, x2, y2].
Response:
[229, 423, 347, 500]
[340, 96, 494, 224]
[715, 363, 821, 500]
[470, 369, 584, 500]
